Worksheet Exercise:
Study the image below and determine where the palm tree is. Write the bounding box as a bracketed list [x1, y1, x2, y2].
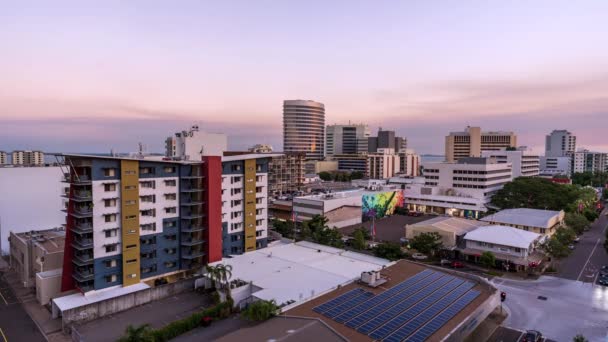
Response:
[205, 264, 233, 300]
[118, 324, 152, 342]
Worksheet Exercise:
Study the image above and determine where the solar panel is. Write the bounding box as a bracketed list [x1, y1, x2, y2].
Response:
[346, 271, 444, 329]
[381, 282, 475, 342]
[334, 270, 435, 323]
[312, 288, 365, 314]
[356, 274, 454, 335]
[323, 291, 375, 318]
[368, 278, 466, 340]
[405, 290, 480, 342]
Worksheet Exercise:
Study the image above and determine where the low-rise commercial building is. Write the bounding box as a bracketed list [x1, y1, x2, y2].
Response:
[332, 154, 368, 173]
[480, 208, 565, 236]
[540, 156, 571, 176]
[9, 228, 65, 288]
[462, 225, 544, 271]
[481, 148, 539, 177]
[305, 160, 339, 174]
[405, 216, 487, 250]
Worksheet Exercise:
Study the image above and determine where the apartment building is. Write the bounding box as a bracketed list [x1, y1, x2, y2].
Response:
[368, 129, 407, 153]
[58, 154, 222, 293]
[0, 151, 7, 165]
[12, 150, 45, 166]
[325, 123, 370, 156]
[221, 153, 274, 255]
[545, 130, 576, 157]
[367, 148, 400, 179]
[540, 156, 571, 176]
[165, 125, 227, 160]
[570, 149, 608, 174]
[398, 149, 421, 177]
[283, 100, 325, 161]
[445, 126, 517, 162]
[481, 148, 539, 178]
[267, 152, 306, 196]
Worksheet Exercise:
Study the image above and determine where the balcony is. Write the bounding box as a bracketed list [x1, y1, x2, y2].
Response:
[71, 222, 93, 234]
[69, 207, 93, 218]
[181, 225, 205, 233]
[181, 212, 205, 220]
[180, 186, 204, 193]
[140, 256, 157, 267]
[63, 174, 92, 185]
[181, 250, 205, 260]
[180, 200, 205, 206]
[181, 260, 203, 270]
[73, 268, 94, 282]
[72, 253, 94, 266]
[71, 238, 93, 250]
[181, 238, 205, 247]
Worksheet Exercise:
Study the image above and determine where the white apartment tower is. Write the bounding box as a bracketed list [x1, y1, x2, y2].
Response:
[11, 150, 44, 166]
[283, 100, 325, 161]
[367, 148, 400, 179]
[0, 151, 7, 165]
[545, 130, 576, 157]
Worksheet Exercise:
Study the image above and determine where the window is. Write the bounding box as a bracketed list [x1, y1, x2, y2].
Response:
[141, 209, 156, 217]
[164, 179, 177, 186]
[256, 175, 263, 182]
[165, 207, 177, 214]
[140, 195, 156, 203]
[125, 199, 137, 205]
[104, 199, 117, 207]
[165, 248, 177, 255]
[255, 230, 263, 237]
[165, 262, 176, 268]
[164, 166, 176, 173]
[231, 235, 241, 242]
[256, 209, 263, 215]
[256, 164, 262, 172]
[165, 221, 177, 228]
[124, 170, 136, 175]
[231, 188, 242, 196]
[104, 183, 117, 192]
[256, 219, 263, 226]
[103, 168, 116, 177]
[104, 214, 117, 223]
[255, 198, 263, 204]
[140, 180, 155, 189]
[140, 167, 154, 175]
[141, 223, 156, 231]
[231, 165, 242, 172]
[232, 176, 242, 183]
[231, 247, 240, 254]
[231, 200, 242, 207]
[126, 244, 137, 249]
[514, 247, 521, 253]
[124, 185, 137, 191]
[105, 274, 117, 283]
[164, 193, 177, 200]
[256, 186, 263, 193]
[125, 214, 137, 220]
[105, 229, 118, 238]
[104, 259, 118, 268]
[105, 245, 117, 253]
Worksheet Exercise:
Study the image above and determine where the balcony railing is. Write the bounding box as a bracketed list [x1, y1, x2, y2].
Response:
[181, 250, 205, 260]
[181, 212, 205, 220]
[71, 222, 93, 234]
[72, 238, 94, 250]
[181, 238, 205, 247]
[72, 253, 94, 266]
[181, 225, 205, 233]
[70, 207, 93, 218]
[73, 269, 94, 282]
[63, 174, 92, 185]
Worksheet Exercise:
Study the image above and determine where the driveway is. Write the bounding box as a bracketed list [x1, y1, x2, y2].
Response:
[492, 276, 608, 341]
[556, 208, 608, 282]
[74, 291, 212, 342]
[0, 271, 46, 342]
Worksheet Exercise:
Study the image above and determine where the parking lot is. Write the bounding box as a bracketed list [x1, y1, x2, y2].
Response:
[339, 214, 434, 244]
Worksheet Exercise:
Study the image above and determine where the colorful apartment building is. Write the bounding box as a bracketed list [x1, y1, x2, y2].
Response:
[58, 154, 222, 293]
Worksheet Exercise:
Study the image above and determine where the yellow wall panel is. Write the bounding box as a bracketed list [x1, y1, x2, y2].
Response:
[120, 160, 141, 286]
[244, 159, 257, 251]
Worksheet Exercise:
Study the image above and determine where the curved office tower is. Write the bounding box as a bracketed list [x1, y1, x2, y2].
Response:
[283, 100, 325, 161]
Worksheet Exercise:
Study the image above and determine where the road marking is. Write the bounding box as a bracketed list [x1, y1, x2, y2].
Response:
[577, 238, 601, 281]
[0, 291, 7, 305]
[0, 327, 7, 342]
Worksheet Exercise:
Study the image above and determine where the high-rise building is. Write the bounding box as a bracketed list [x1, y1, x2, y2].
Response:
[445, 126, 517, 162]
[283, 100, 325, 160]
[11, 150, 44, 166]
[545, 130, 576, 157]
[0, 151, 7, 165]
[58, 154, 222, 293]
[481, 148, 540, 178]
[221, 153, 275, 255]
[570, 149, 608, 174]
[398, 149, 421, 177]
[368, 129, 407, 153]
[367, 148, 400, 179]
[248, 144, 274, 153]
[165, 125, 227, 160]
[325, 123, 370, 157]
[267, 153, 306, 196]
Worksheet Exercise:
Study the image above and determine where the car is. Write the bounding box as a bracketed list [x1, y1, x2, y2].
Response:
[601, 265, 608, 271]
[574, 237, 581, 243]
[568, 244, 575, 250]
[440, 259, 451, 266]
[451, 261, 464, 268]
[522, 330, 543, 342]
[411, 253, 428, 260]
[598, 278, 608, 286]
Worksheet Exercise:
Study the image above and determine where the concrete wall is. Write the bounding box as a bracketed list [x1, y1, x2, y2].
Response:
[61, 278, 195, 330]
[36, 270, 62, 305]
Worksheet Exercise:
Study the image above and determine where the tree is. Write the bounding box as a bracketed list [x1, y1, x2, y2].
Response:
[241, 300, 279, 321]
[118, 324, 153, 342]
[572, 171, 608, 187]
[543, 235, 570, 259]
[205, 264, 233, 299]
[573, 334, 589, 342]
[565, 213, 589, 235]
[318, 171, 332, 181]
[272, 219, 294, 238]
[352, 229, 366, 250]
[479, 251, 496, 270]
[409, 232, 443, 256]
[554, 227, 576, 245]
[351, 171, 364, 180]
[373, 243, 404, 261]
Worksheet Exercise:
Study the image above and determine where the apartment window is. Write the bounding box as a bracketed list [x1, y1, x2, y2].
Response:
[104, 259, 118, 268]
[125, 170, 136, 175]
[232, 176, 242, 183]
[165, 262, 176, 268]
[514, 247, 521, 253]
[540, 228, 546, 234]
[125, 214, 137, 220]
[256, 186, 263, 193]
[103, 168, 116, 177]
[105, 274, 117, 283]
[140, 180, 155, 189]
[104, 183, 117, 192]
[104, 214, 117, 223]
[126, 244, 137, 250]
[141, 209, 156, 217]
[256, 175, 263, 182]
[231, 211, 242, 219]
[105, 245, 117, 253]
[165, 248, 177, 255]
[124, 185, 137, 191]
[255, 230, 263, 237]
[255, 198, 263, 204]
[104, 199, 117, 207]
[105, 229, 118, 238]
[165, 207, 177, 214]
[231, 165, 242, 172]
[164, 179, 177, 186]
[164, 166, 176, 173]
[256, 209, 263, 215]
[231, 247, 239, 254]
[256, 219, 263, 226]
[164, 193, 177, 200]
[256, 164, 262, 172]
[165, 221, 177, 228]
[231, 188, 242, 196]
[125, 199, 137, 205]
[141, 223, 156, 231]
[231, 235, 241, 242]
[140, 195, 156, 203]
[231, 200, 242, 207]
[140, 167, 154, 175]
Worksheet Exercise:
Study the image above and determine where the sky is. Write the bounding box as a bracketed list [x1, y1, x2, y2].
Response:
[1, 1, 607, 155]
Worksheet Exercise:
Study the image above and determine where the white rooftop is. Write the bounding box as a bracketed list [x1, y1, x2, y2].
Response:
[464, 225, 541, 249]
[211, 241, 391, 306]
[53, 283, 150, 312]
[409, 216, 487, 235]
[481, 208, 563, 228]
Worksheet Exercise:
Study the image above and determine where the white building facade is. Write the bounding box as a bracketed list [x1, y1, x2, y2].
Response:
[540, 156, 571, 176]
[570, 149, 608, 174]
[0, 151, 7, 165]
[545, 130, 576, 157]
[165, 125, 227, 160]
[481, 148, 539, 178]
[367, 148, 400, 179]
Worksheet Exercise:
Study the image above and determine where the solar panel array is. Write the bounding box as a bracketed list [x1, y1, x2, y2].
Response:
[312, 269, 481, 341]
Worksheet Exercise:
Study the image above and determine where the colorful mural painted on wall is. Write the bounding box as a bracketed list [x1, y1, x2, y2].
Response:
[362, 190, 405, 220]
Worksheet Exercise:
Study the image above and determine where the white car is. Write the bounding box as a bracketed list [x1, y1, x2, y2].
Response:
[412, 253, 428, 260]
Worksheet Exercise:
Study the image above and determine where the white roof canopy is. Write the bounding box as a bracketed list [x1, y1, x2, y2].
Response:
[464, 225, 541, 249]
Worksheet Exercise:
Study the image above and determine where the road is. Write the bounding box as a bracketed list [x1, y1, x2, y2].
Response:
[492, 276, 608, 342]
[557, 208, 608, 283]
[0, 271, 46, 342]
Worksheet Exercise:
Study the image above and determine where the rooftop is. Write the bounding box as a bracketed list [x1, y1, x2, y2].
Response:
[217, 317, 346, 342]
[52, 153, 203, 164]
[408, 216, 487, 235]
[221, 152, 283, 162]
[210, 241, 391, 306]
[53, 283, 150, 313]
[13, 228, 65, 253]
[463, 225, 541, 249]
[480, 208, 564, 228]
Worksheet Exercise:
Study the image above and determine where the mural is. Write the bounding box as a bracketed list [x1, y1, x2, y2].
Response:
[362, 190, 405, 221]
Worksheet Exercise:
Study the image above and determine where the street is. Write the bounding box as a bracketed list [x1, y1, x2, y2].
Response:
[492, 276, 608, 342]
[0, 271, 46, 342]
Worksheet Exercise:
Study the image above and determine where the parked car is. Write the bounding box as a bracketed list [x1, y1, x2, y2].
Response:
[440, 259, 451, 266]
[574, 236, 580, 243]
[522, 330, 543, 342]
[411, 253, 428, 260]
[451, 261, 464, 268]
[597, 277, 608, 286]
[408, 211, 423, 217]
[568, 244, 575, 250]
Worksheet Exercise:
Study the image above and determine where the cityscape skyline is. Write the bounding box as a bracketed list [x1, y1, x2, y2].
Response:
[2, 1, 608, 154]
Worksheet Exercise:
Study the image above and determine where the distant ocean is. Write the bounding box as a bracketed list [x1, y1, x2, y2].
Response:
[420, 155, 445, 163]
